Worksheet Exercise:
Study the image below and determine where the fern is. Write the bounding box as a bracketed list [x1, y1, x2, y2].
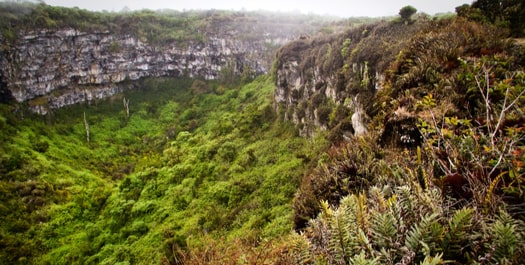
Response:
[396, 186, 416, 216]
[329, 209, 352, 263]
[290, 233, 313, 265]
[349, 251, 380, 265]
[404, 213, 442, 261]
[357, 228, 374, 257]
[356, 193, 369, 231]
[419, 253, 444, 265]
[296, 182, 524, 265]
[322, 197, 359, 264]
[485, 210, 525, 264]
[442, 207, 474, 261]
[371, 211, 397, 249]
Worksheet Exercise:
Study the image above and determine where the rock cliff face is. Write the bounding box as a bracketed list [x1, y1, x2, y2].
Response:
[0, 27, 293, 114]
[273, 34, 377, 138]
[273, 21, 424, 138]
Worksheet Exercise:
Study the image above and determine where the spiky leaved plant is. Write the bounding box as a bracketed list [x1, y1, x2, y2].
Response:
[289, 168, 525, 265]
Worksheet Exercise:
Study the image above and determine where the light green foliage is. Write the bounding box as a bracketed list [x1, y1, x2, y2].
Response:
[0, 76, 324, 263]
[341, 38, 352, 57]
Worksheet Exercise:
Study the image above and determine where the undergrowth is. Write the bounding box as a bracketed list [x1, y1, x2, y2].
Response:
[0, 76, 327, 264]
[2, 3, 525, 264]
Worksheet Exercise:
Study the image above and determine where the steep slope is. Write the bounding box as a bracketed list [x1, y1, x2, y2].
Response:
[0, 75, 329, 264]
[0, 2, 341, 114]
[3, 2, 525, 264]
[3, 28, 272, 112]
[272, 13, 525, 264]
[278, 13, 525, 224]
[273, 19, 427, 138]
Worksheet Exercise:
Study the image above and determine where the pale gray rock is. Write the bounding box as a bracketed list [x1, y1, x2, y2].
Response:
[0, 28, 294, 114]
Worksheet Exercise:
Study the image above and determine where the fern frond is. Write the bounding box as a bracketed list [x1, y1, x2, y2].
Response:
[369, 186, 386, 212]
[484, 171, 506, 213]
[417, 146, 429, 190]
[442, 207, 473, 259]
[319, 200, 333, 219]
[404, 213, 442, 260]
[428, 221, 444, 252]
[419, 253, 444, 265]
[357, 193, 369, 230]
[289, 233, 314, 265]
[396, 186, 415, 215]
[357, 228, 374, 257]
[349, 251, 380, 265]
[371, 211, 397, 249]
[326, 195, 360, 264]
[329, 210, 351, 263]
[487, 210, 524, 264]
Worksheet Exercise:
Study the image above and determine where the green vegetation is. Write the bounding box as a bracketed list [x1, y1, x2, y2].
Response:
[457, 0, 525, 37]
[399, 5, 417, 23]
[0, 1, 348, 46]
[0, 76, 327, 264]
[1, 2, 525, 264]
[289, 175, 525, 264]
[278, 3, 525, 264]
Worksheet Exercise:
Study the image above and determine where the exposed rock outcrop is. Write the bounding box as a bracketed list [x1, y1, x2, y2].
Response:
[273, 21, 427, 138]
[273, 32, 377, 138]
[0, 27, 295, 114]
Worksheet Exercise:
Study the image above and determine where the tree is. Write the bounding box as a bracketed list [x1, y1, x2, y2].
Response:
[471, 0, 501, 22]
[399, 5, 417, 23]
[455, 4, 486, 22]
[471, 0, 525, 36]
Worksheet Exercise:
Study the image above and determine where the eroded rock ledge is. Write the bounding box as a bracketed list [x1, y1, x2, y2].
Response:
[273, 21, 426, 138]
[0, 28, 291, 114]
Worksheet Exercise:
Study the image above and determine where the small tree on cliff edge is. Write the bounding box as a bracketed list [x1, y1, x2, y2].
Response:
[399, 5, 417, 23]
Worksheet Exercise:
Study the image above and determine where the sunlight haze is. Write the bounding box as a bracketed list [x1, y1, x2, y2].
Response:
[43, 0, 473, 17]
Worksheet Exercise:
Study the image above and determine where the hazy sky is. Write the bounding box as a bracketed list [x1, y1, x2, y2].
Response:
[43, 0, 473, 17]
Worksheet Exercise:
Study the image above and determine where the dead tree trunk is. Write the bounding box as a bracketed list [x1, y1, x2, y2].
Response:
[83, 111, 90, 142]
[123, 97, 130, 118]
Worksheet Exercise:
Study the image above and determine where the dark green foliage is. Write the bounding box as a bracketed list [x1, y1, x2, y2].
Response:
[455, 4, 487, 22]
[467, 0, 525, 37]
[284, 13, 525, 265]
[190, 79, 210, 94]
[32, 140, 49, 153]
[293, 137, 384, 230]
[399, 5, 417, 22]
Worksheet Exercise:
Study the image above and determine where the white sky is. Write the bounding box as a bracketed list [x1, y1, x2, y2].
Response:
[42, 0, 473, 17]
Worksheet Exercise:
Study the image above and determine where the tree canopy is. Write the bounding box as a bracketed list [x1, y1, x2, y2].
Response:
[399, 5, 417, 22]
[470, 0, 525, 36]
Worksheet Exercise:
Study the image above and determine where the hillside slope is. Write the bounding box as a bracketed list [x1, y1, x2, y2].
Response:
[272, 11, 525, 265]
[1, 2, 525, 265]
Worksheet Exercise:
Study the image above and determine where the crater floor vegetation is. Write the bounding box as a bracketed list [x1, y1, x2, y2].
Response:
[0, 76, 328, 264]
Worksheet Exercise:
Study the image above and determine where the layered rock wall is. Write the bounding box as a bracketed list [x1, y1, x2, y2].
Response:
[273, 21, 425, 138]
[0, 28, 289, 114]
[273, 35, 377, 138]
